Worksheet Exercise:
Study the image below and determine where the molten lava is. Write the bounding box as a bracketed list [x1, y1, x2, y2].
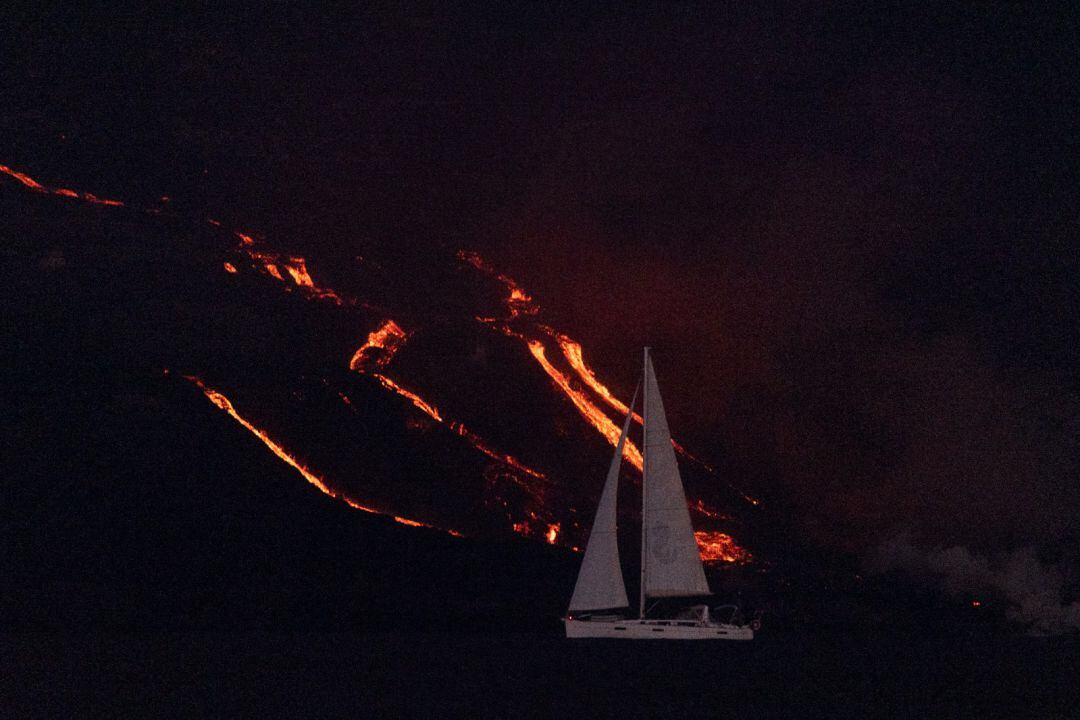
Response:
[692, 499, 734, 522]
[0, 164, 124, 207]
[213, 226, 345, 305]
[555, 334, 642, 423]
[371, 374, 444, 422]
[183, 374, 456, 535]
[5, 160, 752, 557]
[694, 531, 751, 564]
[457, 250, 539, 319]
[347, 320, 551, 513]
[349, 320, 408, 372]
[546, 523, 560, 545]
[527, 339, 644, 470]
[458, 250, 761, 509]
[448, 421, 547, 481]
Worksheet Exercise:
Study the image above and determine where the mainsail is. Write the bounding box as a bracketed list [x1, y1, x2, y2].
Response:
[567, 383, 639, 612]
[642, 350, 710, 599]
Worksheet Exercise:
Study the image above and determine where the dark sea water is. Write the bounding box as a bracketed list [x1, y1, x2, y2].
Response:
[4, 630, 1077, 719]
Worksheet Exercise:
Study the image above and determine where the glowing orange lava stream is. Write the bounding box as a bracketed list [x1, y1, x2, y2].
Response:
[349, 320, 550, 506]
[184, 374, 460, 536]
[458, 250, 760, 508]
[371, 374, 444, 422]
[551, 330, 716, 468]
[555, 334, 641, 421]
[457, 250, 538, 319]
[694, 531, 751, 563]
[234, 244, 345, 305]
[527, 340, 644, 470]
[3, 161, 748, 557]
[0, 164, 124, 206]
[457, 250, 757, 559]
[350, 320, 408, 372]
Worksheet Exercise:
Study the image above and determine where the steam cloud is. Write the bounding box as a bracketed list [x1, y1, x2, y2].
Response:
[869, 536, 1080, 636]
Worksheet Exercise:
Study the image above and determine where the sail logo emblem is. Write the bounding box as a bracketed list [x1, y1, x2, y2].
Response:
[650, 523, 678, 565]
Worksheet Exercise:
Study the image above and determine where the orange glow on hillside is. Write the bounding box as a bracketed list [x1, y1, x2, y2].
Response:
[459, 251, 715, 477]
[694, 531, 750, 563]
[222, 234, 344, 305]
[1, 164, 125, 207]
[459, 251, 760, 508]
[372, 374, 444, 422]
[184, 375, 456, 534]
[692, 499, 733, 521]
[457, 250, 538, 318]
[350, 320, 408, 372]
[278, 256, 344, 304]
[3, 161, 750, 555]
[448, 421, 547, 480]
[456, 251, 761, 537]
[348, 320, 549, 492]
[186, 375, 349, 500]
[0, 164, 45, 190]
[528, 340, 643, 470]
[556, 334, 641, 422]
[546, 523, 560, 544]
[554, 331, 720, 471]
[284, 256, 316, 287]
[365, 375, 550, 488]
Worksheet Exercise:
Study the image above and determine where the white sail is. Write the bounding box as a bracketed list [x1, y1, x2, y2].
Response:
[642, 351, 710, 599]
[568, 384, 639, 613]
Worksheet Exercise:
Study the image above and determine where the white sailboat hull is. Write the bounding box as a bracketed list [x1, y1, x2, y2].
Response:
[564, 618, 753, 641]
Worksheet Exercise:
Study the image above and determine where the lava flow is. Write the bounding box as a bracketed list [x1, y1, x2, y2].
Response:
[458, 249, 755, 562]
[458, 250, 538, 319]
[230, 240, 346, 306]
[349, 320, 550, 492]
[371, 374, 444, 422]
[5, 160, 750, 561]
[343, 318, 554, 541]
[183, 374, 460, 536]
[0, 164, 124, 206]
[554, 331, 711, 467]
[527, 339, 644, 470]
[694, 531, 751, 564]
[555, 334, 641, 422]
[349, 320, 408, 372]
[458, 249, 760, 511]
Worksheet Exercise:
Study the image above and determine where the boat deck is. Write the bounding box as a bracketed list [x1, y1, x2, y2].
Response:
[564, 618, 753, 640]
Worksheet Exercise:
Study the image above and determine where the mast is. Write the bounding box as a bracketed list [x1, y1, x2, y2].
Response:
[639, 346, 649, 619]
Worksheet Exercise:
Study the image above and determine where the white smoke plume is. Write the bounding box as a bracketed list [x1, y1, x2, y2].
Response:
[868, 535, 1080, 636]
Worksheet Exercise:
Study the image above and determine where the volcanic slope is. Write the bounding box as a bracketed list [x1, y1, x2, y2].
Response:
[0, 164, 759, 559]
[1, 187, 577, 633]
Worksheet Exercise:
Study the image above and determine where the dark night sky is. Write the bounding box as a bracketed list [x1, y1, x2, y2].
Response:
[3, 2, 1078, 556]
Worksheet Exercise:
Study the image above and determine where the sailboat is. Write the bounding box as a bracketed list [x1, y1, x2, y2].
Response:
[564, 348, 754, 640]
